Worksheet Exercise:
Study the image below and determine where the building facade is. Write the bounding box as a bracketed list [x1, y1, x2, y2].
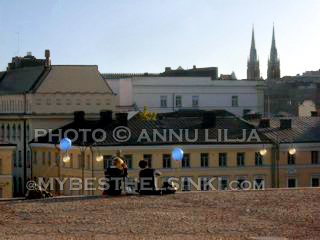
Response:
[104, 66, 265, 116]
[0, 51, 115, 196]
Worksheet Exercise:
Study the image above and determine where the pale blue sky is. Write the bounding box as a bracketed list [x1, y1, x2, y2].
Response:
[0, 0, 319, 79]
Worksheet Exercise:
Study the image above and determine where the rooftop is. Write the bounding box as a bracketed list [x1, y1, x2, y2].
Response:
[102, 65, 218, 80]
[32, 110, 271, 146]
[249, 117, 320, 143]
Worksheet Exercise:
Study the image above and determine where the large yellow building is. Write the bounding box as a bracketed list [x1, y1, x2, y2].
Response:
[30, 111, 320, 196]
[0, 141, 15, 198]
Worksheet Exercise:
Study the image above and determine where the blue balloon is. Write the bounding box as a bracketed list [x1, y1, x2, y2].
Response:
[59, 138, 72, 151]
[171, 147, 184, 161]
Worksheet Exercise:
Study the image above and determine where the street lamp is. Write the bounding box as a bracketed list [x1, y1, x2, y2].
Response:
[259, 148, 267, 156]
[288, 147, 296, 155]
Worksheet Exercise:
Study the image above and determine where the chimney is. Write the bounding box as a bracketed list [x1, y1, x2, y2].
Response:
[202, 111, 216, 128]
[27, 52, 32, 56]
[280, 119, 292, 129]
[193, 65, 196, 69]
[165, 67, 171, 72]
[258, 119, 270, 128]
[45, 49, 50, 67]
[74, 111, 85, 122]
[100, 110, 113, 123]
[116, 112, 128, 126]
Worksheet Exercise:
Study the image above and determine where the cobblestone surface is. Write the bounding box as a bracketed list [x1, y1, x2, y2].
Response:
[0, 189, 319, 240]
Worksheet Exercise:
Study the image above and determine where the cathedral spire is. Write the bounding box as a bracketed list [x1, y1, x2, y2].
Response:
[267, 24, 280, 80]
[247, 25, 260, 80]
[251, 25, 255, 49]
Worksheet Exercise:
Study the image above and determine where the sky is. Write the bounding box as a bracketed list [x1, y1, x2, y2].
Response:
[0, 0, 320, 79]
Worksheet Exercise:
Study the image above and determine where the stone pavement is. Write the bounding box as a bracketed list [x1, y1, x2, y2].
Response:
[0, 188, 319, 240]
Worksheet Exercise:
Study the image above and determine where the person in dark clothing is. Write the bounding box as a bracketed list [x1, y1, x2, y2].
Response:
[138, 160, 161, 195]
[104, 157, 128, 195]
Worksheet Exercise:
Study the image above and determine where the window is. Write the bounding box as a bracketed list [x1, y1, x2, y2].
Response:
[162, 154, 171, 168]
[160, 96, 167, 108]
[200, 153, 209, 168]
[288, 178, 296, 188]
[18, 151, 22, 167]
[66, 99, 72, 105]
[192, 96, 199, 107]
[311, 151, 318, 164]
[144, 154, 152, 168]
[200, 176, 210, 191]
[35, 99, 41, 105]
[17, 125, 21, 141]
[13, 151, 17, 167]
[219, 153, 227, 167]
[175, 96, 182, 107]
[124, 154, 133, 169]
[254, 178, 265, 190]
[219, 177, 228, 190]
[12, 125, 16, 141]
[26, 125, 29, 140]
[237, 178, 247, 190]
[76, 99, 81, 105]
[86, 99, 91, 105]
[288, 153, 295, 165]
[237, 152, 245, 167]
[182, 154, 190, 168]
[56, 98, 61, 105]
[232, 96, 238, 107]
[47, 98, 51, 105]
[42, 152, 46, 165]
[312, 177, 319, 187]
[182, 177, 192, 191]
[103, 155, 113, 169]
[96, 99, 101, 105]
[6, 125, 10, 140]
[33, 152, 37, 164]
[255, 152, 263, 166]
[0, 125, 4, 139]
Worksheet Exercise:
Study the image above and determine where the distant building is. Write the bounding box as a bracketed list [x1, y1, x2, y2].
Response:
[31, 110, 274, 195]
[30, 111, 320, 195]
[247, 26, 260, 80]
[0, 51, 115, 196]
[250, 117, 320, 188]
[103, 66, 264, 116]
[267, 26, 281, 80]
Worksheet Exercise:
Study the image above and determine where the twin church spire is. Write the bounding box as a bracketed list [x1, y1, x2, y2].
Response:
[247, 25, 280, 80]
[267, 25, 280, 79]
[247, 26, 260, 80]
